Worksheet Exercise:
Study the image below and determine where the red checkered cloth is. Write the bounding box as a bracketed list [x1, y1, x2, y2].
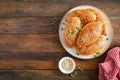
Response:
[99, 47, 120, 80]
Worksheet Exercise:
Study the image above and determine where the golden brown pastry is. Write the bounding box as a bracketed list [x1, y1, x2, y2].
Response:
[76, 35, 106, 55]
[87, 9, 107, 35]
[66, 9, 96, 24]
[67, 16, 81, 27]
[76, 21, 103, 48]
[64, 8, 107, 55]
[64, 17, 81, 48]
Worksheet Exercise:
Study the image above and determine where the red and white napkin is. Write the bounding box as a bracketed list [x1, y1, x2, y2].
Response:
[99, 47, 120, 80]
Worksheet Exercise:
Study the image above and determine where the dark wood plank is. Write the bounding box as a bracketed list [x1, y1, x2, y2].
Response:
[0, 52, 68, 60]
[0, 17, 119, 33]
[0, 17, 60, 33]
[0, 34, 64, 52]
[0, 33, 119, 53]
[0, 0, 119, 17]
[0, 32, 118, 70]
[0, 70, 98, 80]
[111, 17, 120, 34]
[0, 52, 106, 70]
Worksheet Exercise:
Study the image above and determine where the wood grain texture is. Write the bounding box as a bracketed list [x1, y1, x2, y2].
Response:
[0, 70, 98, 80]
[0, 0, 119, 80]
[0, 17, 119, 33]
[0, 33, 119, 53]
[0, 34, 63, 52]
[0, 17, 60, 33]
[0, 52, 106, 70]
[0, 0, 119, 17]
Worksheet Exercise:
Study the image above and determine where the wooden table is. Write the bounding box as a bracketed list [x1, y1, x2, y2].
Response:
[0, 0, 119, 80]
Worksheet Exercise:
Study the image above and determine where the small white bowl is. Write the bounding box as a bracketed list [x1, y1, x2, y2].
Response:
[58, 57, 75, 74]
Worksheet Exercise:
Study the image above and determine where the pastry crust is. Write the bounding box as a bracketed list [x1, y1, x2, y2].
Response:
[64, 8, 107, 55]
[76, 35, 106, 55]
[76, 21, 103, 47]
[64, 17, 81, 48]
[67, 17, 81, 27]
[66, 9, 96, 24]
[87, 9, 107, 35]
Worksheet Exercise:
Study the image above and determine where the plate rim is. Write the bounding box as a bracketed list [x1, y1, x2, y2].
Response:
[58, 5, 113, 59]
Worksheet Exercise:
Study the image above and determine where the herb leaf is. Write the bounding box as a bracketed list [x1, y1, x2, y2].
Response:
[78, 66, 84, 72]
[106, 38, 109, 40]
[94, 52, 101, 58]
[61, 28, 64, 31]
[70, 73, 75, 78]
[70, 71, 78, 78]
[68, 29, 72, 33]
[76, 23, 84, 31]
[53, 43, 59, 49]
[96, 41, 100, 45]
[80, 23, 84, 28]
[63, 23, 65, 25]
[96, 52, 100, 54]
[76, 26, 81, 31]
[94, 55, 97, 58]
[76, 53, 79, 55]
[68, 33, 72, 37]
[74, 71, 78, 75]
[74, 29, 79, 34]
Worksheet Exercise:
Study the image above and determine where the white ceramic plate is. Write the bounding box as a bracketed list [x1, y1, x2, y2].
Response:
[59, 5, 113, 59]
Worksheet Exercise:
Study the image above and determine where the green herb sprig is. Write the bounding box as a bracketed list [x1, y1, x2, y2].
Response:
[106, 38, 109, 40]
[70, 66, 84, 78]
[94, 52, 101, 58]
[70, 71, 78, 78]
[63, 23, 66, 25]
[53, 43, 59, 49]
[78, 66, 84, 72]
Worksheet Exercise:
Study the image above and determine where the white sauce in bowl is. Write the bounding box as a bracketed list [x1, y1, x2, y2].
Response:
[59, 57, 75, 74]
